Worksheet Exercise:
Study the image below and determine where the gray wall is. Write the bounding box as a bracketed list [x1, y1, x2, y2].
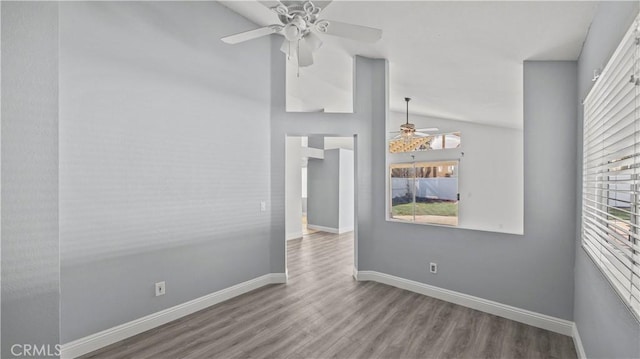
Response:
[1, 2, 60, 357]
[308, 135, 325, 150]
[338, 149, 355, 231]
[3, 2, 636, 355]
[361, 61, 578, 320]
[271, 34, 578, 320]
[285, 136, 303, 239]
[307, 150, 340, 230]
[59, 2, 272, 342]
[574, 2, 640, 358]
[270, 38, 387, 272]
[306, 147, 354, 232]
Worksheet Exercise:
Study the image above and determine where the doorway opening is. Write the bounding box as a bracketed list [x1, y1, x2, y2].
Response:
[285, 135, 356, 279]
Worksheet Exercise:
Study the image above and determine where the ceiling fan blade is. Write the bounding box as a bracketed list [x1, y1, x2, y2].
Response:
[413, 132, 430, 137]
[415, 127, 439, 132]
[319, 20, 382, 43]
[221, 26, 278, 44]
[298, 39, 314, 67]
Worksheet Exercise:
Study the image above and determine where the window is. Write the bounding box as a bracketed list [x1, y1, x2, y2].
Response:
[390, 161, 459, 226]
[389, 132, 461, 153]
[582, 16, 640, 319]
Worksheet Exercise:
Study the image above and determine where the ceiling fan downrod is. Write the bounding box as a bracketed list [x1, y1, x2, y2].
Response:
[405, 97, 411, 125]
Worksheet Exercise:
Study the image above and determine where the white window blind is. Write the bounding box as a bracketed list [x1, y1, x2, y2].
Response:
[582, 15, 640, 319]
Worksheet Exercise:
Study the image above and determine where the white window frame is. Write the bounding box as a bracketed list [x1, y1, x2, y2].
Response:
[582, 14, 640, 320]
[388, 160, 460, 227]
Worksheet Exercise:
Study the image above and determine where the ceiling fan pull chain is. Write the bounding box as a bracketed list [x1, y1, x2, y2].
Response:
[297, 39, 301, 78]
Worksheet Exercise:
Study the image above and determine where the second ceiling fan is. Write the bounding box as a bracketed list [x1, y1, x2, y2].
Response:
[221, 0, 383, 67]
[391, 97, 439, 141]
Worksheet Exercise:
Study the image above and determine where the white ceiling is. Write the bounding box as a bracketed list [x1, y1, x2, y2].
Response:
[221, 1, 598, 128]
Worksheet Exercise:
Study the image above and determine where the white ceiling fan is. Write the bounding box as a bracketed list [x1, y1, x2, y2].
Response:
[391, 97, 439, 141]
[221, 0, 383, 68]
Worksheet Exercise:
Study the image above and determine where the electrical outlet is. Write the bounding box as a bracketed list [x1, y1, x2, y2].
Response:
[155, 281, 166, 296]
[260, 201, 267, 212]
[429, 262, 438, 274]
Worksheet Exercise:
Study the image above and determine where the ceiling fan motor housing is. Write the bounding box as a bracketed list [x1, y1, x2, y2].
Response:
[278, 1, 321, 28]
[401, 123, 415, 132]
[283, 16, 308, 41]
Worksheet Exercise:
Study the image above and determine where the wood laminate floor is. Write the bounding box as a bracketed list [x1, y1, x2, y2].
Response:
[83, 231, 577, 359]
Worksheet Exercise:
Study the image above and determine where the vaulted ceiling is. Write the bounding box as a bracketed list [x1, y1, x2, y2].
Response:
[222, 1, 598, 128]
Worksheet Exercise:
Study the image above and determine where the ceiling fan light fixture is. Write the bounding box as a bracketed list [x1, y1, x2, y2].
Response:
[280, 39, 290, 54]
[305, 32, 323, 51]
[400, 124, 415, 141]
[297, 39, 315, 67]
[283, 22, 302, 41]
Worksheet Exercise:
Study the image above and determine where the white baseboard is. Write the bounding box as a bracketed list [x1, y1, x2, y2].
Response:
[356, 271, 573, 336]
[352, 266, 358, 280]
[272, 272, 288, 284]
[61, 273, 287, 359]
[307, 224, 339, 233]
[338, 226, 354, 234]
[307, 225, 354, 234]
[572, 323, 587, 359]
[286, 231, 303, 241]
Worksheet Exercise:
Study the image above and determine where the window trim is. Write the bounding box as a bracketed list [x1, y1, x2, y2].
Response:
[581, 14, 640, 321]
[388, 159, 460, 227]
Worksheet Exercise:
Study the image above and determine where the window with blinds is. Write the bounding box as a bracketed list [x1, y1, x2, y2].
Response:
[582, 15, 640, 319]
